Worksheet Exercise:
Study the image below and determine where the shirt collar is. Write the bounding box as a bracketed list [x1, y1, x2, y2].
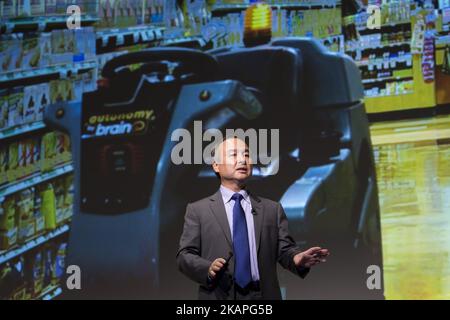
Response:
[220, 185, 250, 204]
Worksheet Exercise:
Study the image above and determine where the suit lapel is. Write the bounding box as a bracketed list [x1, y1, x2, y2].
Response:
[250, 193, 264, 254]
[209, 191, 233, 249]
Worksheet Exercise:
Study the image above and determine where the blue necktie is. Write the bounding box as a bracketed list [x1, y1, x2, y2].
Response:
[231, 193, 252, 289]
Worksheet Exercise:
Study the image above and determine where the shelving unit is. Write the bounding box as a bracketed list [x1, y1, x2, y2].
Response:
[0, 163, 73, 200]
[38, 285, 62, 300]
[0, 60, 97, 90]
[0, 15, 99, 34]
[435, 6, 450, 106]
[343, 1, 437, 113]
[207, 0, 342, 51]
[0, 224, 70, 265]
[0, 121, 46, 140]
[96, 25, 165, 54]
[354, 55, 412, 67]
[0, 10, 84, 303]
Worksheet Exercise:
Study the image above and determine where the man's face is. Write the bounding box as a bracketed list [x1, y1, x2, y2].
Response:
[213, 138, 253, 183]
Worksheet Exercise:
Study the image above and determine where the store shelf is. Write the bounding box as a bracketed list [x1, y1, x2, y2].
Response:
[0, 121, 46, 141]
[357, 21, 411, 33]
[355, 56, 412, 68]
[0, 60, 97, 90]
[161, 36, 209, 49]
[364, 91, 414, 99]
[0, 15, 99, 34]
[346, 41, 411, 52]
[0, 224, 70, 265]
[362, 76, 413, 84]
[436, 34, 450, 45]
[39, 286, 63, 300]
[0, 163, 73, 200]
[96, 25, 165, 54]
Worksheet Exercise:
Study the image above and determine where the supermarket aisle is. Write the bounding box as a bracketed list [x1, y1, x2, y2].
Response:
[370, 115, 450, 299]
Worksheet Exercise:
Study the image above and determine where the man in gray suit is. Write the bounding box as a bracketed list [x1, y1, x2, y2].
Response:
[177, 137, 329, 300]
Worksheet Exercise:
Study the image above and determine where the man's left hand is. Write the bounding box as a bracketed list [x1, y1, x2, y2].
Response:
[293, 247, 330, 268]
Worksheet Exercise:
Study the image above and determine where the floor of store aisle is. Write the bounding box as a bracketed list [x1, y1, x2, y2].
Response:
[370, 114, 450, 299]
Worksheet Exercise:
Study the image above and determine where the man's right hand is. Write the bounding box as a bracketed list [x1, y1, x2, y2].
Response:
[208, 258, 227, 280]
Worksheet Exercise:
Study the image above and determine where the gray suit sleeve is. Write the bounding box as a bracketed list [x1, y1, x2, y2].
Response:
[277, 203, 310, 278]
[176, 203, 212, 287]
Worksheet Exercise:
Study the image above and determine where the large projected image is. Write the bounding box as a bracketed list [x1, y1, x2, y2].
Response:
[44, 38, 384, 299]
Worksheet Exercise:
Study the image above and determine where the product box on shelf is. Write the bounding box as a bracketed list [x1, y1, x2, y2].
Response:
[50, 79, 75, 104]
[7, 87, 24, 129]
[63, 174, 74, 222]
[25, 249, 45, 297]
[33, 184, 45, 236]
[24, 138, 35, 176]
[30, 0, 46, 16]
[40, 131, 57, 172]
[23, 85, 37, 125]
[135, 0, 144, 24]
[1, 0, 18, 18]
[49, 80, 62, 104]
[146, 0, 163, 24]
[0, 89, 8, 130]
[20, 34, 42, 70]
[17, 188, 36, 244]
[17, 139, 27, 179]
[73, 74, 84, 101]
[0, 145, 8, 186]
[54, 131, 71, 165]
[17, 0, 31, 17]
[44, 0, 56, 14]
[115, 0, 136, 28]
[39, 32, 52, 68]
[41, 182, 56, 230]
[35, 83, 50, 122]
[54, 178, 65, 226]
[34, 136, 42, 174]
[82, 68, 97, 93]
[0, 195, 18, 250]
[0, 262, 15, 300]
[55, 0, 69, 14]
[0, 36, 22, 73]
[7, 142, 20, 183]
[0, 37, 13, 73]
[62, 79, 75, 102]
[53, 241, 67, 284]
[42, 242, 56, 290]
[11, 256, 28, 300]
[73, 29, 86, 62]
[42, 243, 56, 291]
[74, 27, 96, 61]
[50, 30, 74, 65]
[98, 0, 112, 28]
